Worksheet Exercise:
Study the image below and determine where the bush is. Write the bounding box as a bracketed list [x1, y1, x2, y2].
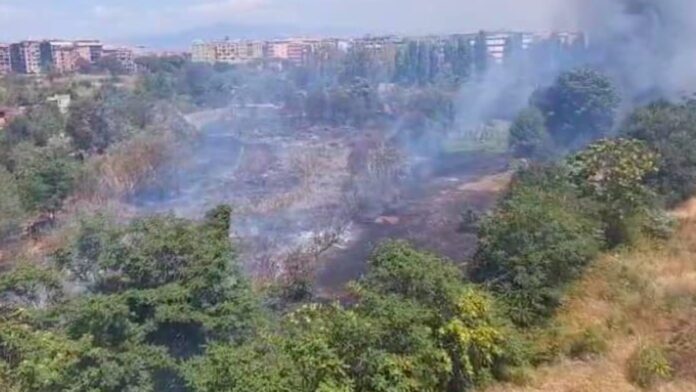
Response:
[621, 100, 696, 205]
[508, 107, 553, 159]
[628, 344, 673, 388]
[472, 165, 603, 326]
[532, 68, 619, 148]
[568, 327, 609, 359]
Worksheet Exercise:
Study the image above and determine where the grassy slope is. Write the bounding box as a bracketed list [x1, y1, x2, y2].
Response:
[486, 200, 696, 392]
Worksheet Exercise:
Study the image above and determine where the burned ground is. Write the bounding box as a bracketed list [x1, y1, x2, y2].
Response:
[129, 108, 511, 296]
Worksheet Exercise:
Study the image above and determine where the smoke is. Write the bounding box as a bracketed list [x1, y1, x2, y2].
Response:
[578, 0, 696, 101]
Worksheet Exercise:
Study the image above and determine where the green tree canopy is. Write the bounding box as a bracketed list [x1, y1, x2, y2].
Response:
[508, 107, 552, 159]
[532, 68, 619, 148]
[621, 100, 696, 205]
[472, 166, 603, 326]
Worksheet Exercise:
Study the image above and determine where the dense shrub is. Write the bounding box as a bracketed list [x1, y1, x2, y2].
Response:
[472, 166, 603, 326]
[567, 138, 659, 246]
[628, 344, 673, 388]
[621, 100, 696, 205]
[532, 68, 619, 148]
[508, 107, 552, 159]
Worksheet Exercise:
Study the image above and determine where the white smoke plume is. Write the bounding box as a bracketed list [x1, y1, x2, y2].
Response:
[577, 0, 696, 101]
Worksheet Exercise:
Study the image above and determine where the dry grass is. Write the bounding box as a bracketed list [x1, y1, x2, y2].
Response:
[485, 199, 696, 392]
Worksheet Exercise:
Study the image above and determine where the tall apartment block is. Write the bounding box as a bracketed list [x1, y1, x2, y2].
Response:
[74, 40, 103, 63]
[40, 41, 78, 73]
[40, 40, 105, 73]
[10, 41, 42, 74]
[0, 44, 11, 74]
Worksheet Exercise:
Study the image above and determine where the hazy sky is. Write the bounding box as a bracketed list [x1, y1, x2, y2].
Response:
[0, 0, 576, 45]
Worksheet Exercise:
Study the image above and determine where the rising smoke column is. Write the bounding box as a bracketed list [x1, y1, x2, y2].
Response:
[579, 0, 696, 101]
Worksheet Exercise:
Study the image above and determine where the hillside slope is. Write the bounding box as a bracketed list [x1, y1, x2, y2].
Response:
[486, 201, 696, 392]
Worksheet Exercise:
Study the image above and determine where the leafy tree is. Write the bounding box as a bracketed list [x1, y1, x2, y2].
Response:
[0, 167, 25, 240]
[185, 341, 299, 392]
[508, 107, 553, 159]
[532, 68, 619, 148]
[13, 142, 78, 218]
[567, 138, 658, 245]
[472, 167, 603, 326]
[621, 100, 696, 205]
[4, 103, 65, 147]
[362, 241, 517, 390]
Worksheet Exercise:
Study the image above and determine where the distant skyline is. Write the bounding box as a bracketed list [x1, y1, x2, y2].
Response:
[0, 0, 578, 48]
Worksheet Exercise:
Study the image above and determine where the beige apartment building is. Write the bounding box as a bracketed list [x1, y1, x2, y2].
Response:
[192, 41, 217, 63]
[41, 41, 79, 73]
[192, 39, 265, 64]
[74, 40, 103, 63]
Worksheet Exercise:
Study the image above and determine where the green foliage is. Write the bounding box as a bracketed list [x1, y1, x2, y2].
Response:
[4, 103, 65, 147]
[13, 142, 79, 216]
[0, 320, 172, 392]
[184, 340, 299, 392]
[0, 166, 25, 240]
[0, 264, 63, 309]
[508, 107, 552, 159]
[567, 138, 659, 246]
[621, 100, 696, 205]
[473, 166, 603, 326]
[362, 242, 516, 390]
[532, 68, 619, 148]
[65, 86, 146, 152]
[567, 326, 609, 359]
[628, 344, 673, 388]
[0, 205, 265, 391]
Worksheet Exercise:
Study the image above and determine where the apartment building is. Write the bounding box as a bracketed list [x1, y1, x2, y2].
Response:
[74, 40, 103, 63]
[192, 41, 216, 63]
[0, 44, 11, 74]
[10, 41, 42, 74]
[192, 39, 265, 64]
[40, 40, 79, 73]
[102, 46, 136, 73]
[265, 40, 289, 60]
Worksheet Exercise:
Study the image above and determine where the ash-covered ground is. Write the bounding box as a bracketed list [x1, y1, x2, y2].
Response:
[130, 107, 510, 294]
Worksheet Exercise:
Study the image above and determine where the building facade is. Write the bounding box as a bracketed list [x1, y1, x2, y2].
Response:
[191, 39, 265, 64]
[0, 44, 11, 74]
[10, 41, 42, 74]
[74, 40, 103, 63]
[192, 41, 217, 63]
[102, 46, 136, 73]
[40, 41, 79, 73]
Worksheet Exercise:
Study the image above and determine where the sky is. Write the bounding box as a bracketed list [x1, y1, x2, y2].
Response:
[0, 0, 577, 48]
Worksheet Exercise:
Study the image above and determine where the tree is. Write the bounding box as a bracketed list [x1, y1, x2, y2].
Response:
[361, 242, 517, 390]
[13, 142, 78, 218]
[0, 167, 25, 240]
[567, 138, 658, 245]
[4, 103, 65, 147]
[532, 68, 619, 148]
[508, 107, 553, 159]
[185, 341, 299, 392]
[472, 167, 603, 326]
[621, 100, 696, 205]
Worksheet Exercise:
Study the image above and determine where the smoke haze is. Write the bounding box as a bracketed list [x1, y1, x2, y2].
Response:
[577, 0, 696, 100]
